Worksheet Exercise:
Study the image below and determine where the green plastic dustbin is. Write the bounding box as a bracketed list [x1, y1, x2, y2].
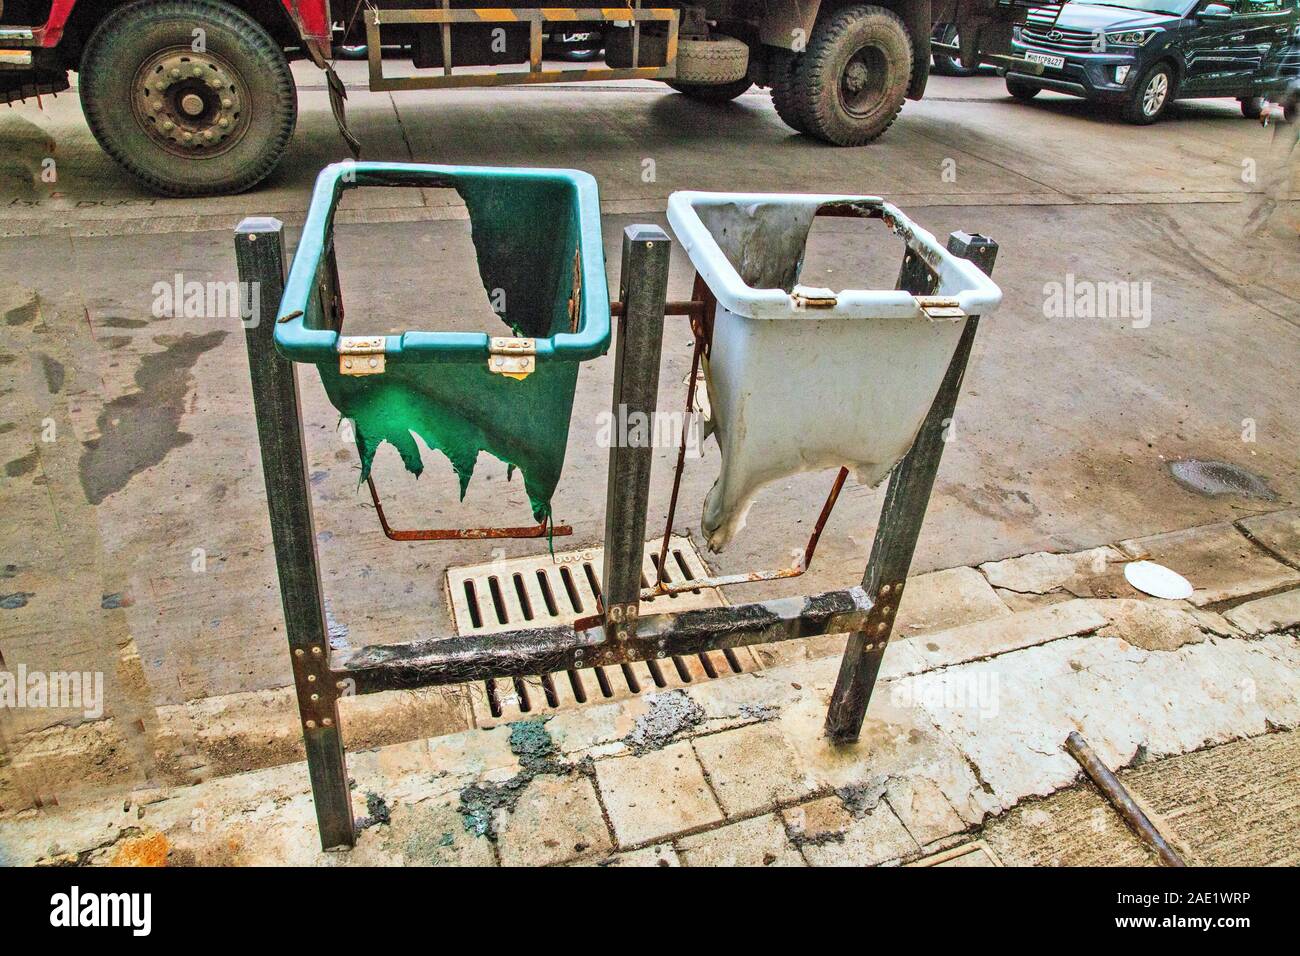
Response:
[275, 162, 611, 524]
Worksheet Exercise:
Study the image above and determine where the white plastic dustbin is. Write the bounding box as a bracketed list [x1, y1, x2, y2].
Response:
[666, 191, 1002, 552]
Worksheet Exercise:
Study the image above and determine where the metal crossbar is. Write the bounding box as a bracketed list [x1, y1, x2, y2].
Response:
[364, 7, 680, 92]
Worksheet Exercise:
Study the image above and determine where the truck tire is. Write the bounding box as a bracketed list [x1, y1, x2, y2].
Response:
[792, 5, 912, 146]
[673, 36, 749, 84]
[79, 0, 297, 197]
[769, 49, 809, 134]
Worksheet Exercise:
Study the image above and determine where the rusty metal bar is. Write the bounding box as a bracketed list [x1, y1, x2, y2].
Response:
[601, 225, 671, 637]
[364, 474, 572, 541]
[825, 232, 997, 743]
[1064, 731, 1186, 867]
[610, 299, 704, 320]
[333, 586, 873, 692]
[236, 218, 355, 850]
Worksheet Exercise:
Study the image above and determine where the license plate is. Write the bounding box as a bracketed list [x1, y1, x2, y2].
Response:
[1025, 51, 1065, 70]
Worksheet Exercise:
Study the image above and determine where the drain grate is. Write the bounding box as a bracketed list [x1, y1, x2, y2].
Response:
[446, 536, 756, 721]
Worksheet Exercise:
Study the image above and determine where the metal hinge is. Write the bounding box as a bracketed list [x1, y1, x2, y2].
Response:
[488, 336, 535, 380]
[791, 291, 838, 309]
[914, 295, 966, 321]
[338, 335, 386, 376]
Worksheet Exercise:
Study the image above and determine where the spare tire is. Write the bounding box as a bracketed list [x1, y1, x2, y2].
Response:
[674, 36, 749, 84]
[607, 30, 749, 84]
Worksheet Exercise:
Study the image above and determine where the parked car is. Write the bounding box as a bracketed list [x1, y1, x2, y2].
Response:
[1004, 0, 1300, 123]
[544, 30, 603, 62]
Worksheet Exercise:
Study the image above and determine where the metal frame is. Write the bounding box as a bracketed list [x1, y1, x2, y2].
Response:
[364, 7, 679, 92]
[236, 216, 996, 849]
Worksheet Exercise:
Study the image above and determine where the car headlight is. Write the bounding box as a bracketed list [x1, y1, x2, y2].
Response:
[1104, 29, 1160, 47]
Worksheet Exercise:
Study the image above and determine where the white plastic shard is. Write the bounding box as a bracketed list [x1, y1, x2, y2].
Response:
[666, 191, 1002, 552]
[1124, 561, 1194, 600]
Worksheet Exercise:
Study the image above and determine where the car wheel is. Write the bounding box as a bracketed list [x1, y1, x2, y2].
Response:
[1005, 77, 1041, 101]
[932, 24, 976, 77]
[1123, 62, 1174, 124]
[1239, 95, 1264, 119]
[792, 4, 913, 146]
[79, 0, 296, 196]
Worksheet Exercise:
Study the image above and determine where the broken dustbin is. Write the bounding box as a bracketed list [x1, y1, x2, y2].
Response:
[666, 190, 1003, 551]
[275, 162, 610, 526]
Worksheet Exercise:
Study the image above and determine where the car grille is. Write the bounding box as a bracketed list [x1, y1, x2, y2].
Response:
[1025, 3, 1064, 28]
[1021, 26, 1098, 52]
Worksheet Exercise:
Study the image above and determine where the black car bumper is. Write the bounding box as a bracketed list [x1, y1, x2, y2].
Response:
[1009, 39, 1144, 103]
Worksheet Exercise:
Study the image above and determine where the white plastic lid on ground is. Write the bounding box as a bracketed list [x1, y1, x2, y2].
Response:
[1124, 560, 1195, 600]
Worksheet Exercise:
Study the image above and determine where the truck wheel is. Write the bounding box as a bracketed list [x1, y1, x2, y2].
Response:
[769, 49, 809, 134]
[793, 5, 912, 146]
[1122, 62, 1173, 124]
[1005, 77, 1041, 101]
[79, 0, 296, 197]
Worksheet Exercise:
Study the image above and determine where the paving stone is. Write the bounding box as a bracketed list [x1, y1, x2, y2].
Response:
[907, 600, 1108, 671]
[782, 795, 918, 866]
[894, 566, 1012, 635]
[691, 721, 818, 816]
[496, 773, 612, 867]
[601, 843, 680, 867]
[1089, 598, 1208, 651]
[1224, 588, 1300, 635]
[676, 813, 805, 867]
[1119, 522, 1300, 606]
[884, 775, 969, 846]
[980, 546, 1129, 597]
[774, 683, 999, 829]
[1238, 509, 1300, 567]
[907, 633, 1300, 810]
[592, 742, 723, 847]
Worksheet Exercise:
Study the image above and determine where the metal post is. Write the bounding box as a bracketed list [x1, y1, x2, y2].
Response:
[600, 226, 670, 639]
[235, 218, 355, 849]
[825, 232, 998, 742]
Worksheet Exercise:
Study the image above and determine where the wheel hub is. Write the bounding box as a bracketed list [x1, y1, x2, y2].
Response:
[844, 60, 870, 94]
[133, 49, 247, 155]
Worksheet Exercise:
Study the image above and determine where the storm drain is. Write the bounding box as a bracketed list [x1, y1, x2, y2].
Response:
[445, 536, 757, 721]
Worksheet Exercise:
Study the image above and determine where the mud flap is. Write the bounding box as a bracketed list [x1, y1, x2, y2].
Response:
[325, 65, 362, 158]
[305, 40, 362, 157]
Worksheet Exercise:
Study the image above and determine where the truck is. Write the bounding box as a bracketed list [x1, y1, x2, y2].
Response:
[0, 0, 1034, 196]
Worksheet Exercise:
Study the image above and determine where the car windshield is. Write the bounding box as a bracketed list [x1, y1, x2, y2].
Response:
[1077, 0, 1197, 15]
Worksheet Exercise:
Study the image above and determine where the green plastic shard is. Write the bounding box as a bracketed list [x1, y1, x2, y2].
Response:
[319, 357, 579, 524]
[275, 163, 611, 526]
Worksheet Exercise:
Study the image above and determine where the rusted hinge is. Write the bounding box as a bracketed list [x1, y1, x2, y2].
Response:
[791, 291, 838, 309]
[338, 335, 386, 376]
[914, 295, 966, 321]
[489, 336, 535, 380]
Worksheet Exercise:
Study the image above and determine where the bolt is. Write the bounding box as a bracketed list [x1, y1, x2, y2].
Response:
[368, 358, 378, 368]
[192, 66, 202, 76]
[310, 693, 320, 702]
[221, 97, 232, 108]
[169, 68, 181, 78]
[162, 121, 175, 131]
[203, 131, 214, 141]
[151, 100, 162, 112]
[294, 648, 304, 657]
[322, 718, 333, 727]
[218, 118, 230, 128]
[312, 646, 322, 655]
[182, 132, 194, 142]
[344, 359, 353, 369]
[307, 674, 317, 682]
[305, 720, 317, 729]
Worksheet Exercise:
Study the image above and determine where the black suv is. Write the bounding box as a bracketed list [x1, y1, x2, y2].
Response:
[1005, 0, 1300, 123]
